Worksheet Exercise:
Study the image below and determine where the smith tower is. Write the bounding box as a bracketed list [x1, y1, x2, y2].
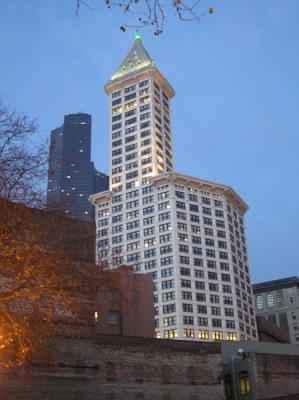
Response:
[91, 35, 257, 342]
[106, 33, 175, 191]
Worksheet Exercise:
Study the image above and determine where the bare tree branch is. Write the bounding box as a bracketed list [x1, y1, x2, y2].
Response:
[0, 98, 48, 207]
[75, 0, 213, 35]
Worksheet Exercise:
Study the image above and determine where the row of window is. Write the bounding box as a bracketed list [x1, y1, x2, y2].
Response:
[112, 136, 172, 157]
[256, 291, 296, 309]
[97, 243, 231, 265]
[156, 313, 236, 328]
[112, 119, 153, 131]
[99, 210, 229, 228]
[175, 191, 223, 206]
[156, 329, 237, 341]
[175, 191, 244, 228]
[98, 231, 244, 266]
[176, 201, 225, 216]
[112, 103, 150, 116]
[111, 81, 149, 99]
[100, 187, 243, 219]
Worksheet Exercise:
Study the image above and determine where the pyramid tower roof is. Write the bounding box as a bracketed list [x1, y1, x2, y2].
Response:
[110, 33, 155, 82]
[106, 34, 175, 97]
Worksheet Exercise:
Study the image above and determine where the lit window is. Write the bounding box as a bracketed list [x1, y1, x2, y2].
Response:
[164, 329, 178, 339]
[198, 330, 209, 339]
[212, 331, 223, 340]
[227, 332, 237, 341]
[94, 311, 99, 322]
[183, 329, 194, 338]
[239, 371, 251, 395]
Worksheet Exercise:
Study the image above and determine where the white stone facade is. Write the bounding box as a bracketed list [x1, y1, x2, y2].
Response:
[90, 37, 257, 342]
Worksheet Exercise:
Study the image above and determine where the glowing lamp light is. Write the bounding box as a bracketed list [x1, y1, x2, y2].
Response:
[0, 334, 5, 349]
[135, 32, 142, 42]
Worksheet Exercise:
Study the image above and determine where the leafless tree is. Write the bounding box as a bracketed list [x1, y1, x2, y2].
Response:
[0, 98, 48, 207]
[75, 0, 214, 35]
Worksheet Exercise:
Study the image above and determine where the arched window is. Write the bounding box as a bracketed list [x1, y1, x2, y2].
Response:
[277, 291, 284, 305]
[266, 293, 274, 306]
[256, 295, 263, 309]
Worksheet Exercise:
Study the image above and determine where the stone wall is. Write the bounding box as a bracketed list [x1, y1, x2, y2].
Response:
[0, 335, 225, 400]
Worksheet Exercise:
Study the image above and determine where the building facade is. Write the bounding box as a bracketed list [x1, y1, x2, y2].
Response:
[253, 276, 299, 344]
[47, 113, 109, 222]
[90, 35, 257, 342]
[255, 315, 290, 343]
[95, 265, 154, 338]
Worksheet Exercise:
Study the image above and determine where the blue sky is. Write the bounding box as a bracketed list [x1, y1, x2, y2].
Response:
[1, 1, 298, 283]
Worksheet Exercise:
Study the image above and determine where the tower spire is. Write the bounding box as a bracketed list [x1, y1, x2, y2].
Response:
[109, 35, 154, 82]
[135, 31, 142, 42]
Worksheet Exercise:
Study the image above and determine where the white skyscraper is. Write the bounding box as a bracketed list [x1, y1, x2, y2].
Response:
[90, 34, 257, 341]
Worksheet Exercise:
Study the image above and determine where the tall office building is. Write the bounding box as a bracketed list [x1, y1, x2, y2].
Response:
[90, 35, 257, 341]
[47, 113, 109, 222]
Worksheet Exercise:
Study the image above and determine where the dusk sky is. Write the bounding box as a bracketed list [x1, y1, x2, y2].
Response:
[1, 1, 298, 283]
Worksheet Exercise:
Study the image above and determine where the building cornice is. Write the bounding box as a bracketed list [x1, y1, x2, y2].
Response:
[253, 276, 299, 293]
[105, 67, 175, 98]
[150, 172, 249, 214]
[89, 190, 112, 205]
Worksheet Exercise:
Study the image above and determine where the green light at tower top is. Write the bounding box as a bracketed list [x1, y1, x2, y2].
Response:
[135, 32, 142, 42]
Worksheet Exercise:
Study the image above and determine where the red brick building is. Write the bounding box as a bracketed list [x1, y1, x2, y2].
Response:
[95, 265, 155, 338]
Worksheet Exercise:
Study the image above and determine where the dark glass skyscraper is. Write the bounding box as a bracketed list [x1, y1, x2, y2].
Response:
[47, 113, 108, 222]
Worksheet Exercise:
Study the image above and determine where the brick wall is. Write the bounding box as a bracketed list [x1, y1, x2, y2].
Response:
[256, 353, 299, 399]
[96, 266, 155, 338]
[0, 335, 225, 400]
